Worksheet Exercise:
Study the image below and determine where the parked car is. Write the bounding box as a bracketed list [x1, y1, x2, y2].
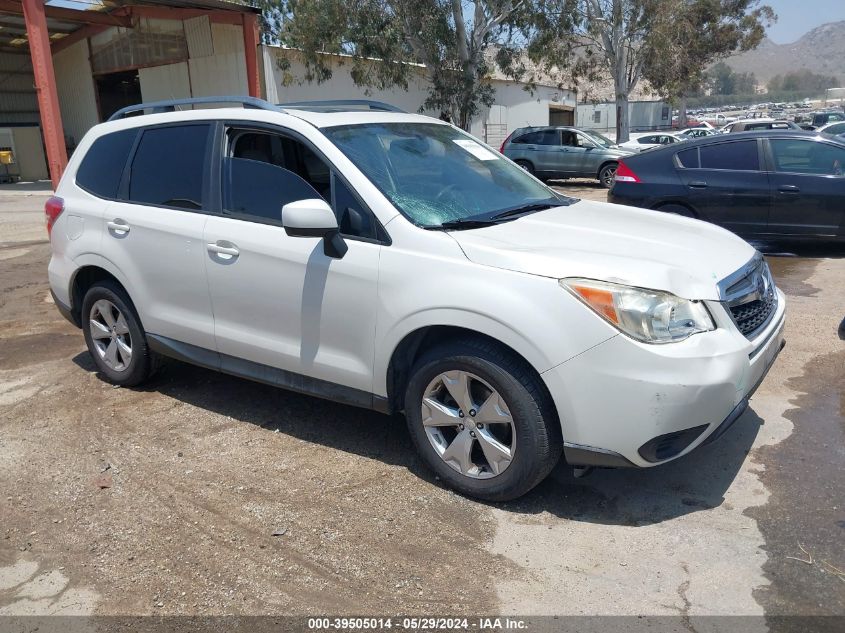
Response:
[817, 120, 845, 138]
[617, 132, 685, 152]
[48, 97, 785, 501]
[608, 131, 845, 241]
[725, 119, 801, 133]
[808, 111, 845, 130]
[677, 127, 719, 139]
[502, 126, 634, 187]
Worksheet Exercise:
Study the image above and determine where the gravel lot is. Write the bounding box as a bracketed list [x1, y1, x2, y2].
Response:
[1, 181, 843, 626]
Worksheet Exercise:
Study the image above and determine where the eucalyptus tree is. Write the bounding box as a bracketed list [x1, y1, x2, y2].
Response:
[259, 0, 550, 130]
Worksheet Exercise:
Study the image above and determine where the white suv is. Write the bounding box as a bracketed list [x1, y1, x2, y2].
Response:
[47, 97, 785, 501]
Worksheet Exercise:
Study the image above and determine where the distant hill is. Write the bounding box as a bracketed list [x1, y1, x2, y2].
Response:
[723, 21, 845, 86]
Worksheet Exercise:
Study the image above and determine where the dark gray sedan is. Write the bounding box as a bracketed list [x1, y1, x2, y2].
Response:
[502, 126, 634, 188]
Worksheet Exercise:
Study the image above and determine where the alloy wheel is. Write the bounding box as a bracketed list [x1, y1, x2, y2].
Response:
[420, 370, 516, 479]
[89, 299, 132, 372]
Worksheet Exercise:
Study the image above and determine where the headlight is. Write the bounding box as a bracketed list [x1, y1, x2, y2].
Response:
[560, 278, 715, 344]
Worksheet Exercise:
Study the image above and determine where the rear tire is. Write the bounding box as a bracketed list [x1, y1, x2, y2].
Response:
[514, 160, 535, 176]
[598, 163, 617, 189]
[81, 281, 157, 387]
[404, 338, 562, 501]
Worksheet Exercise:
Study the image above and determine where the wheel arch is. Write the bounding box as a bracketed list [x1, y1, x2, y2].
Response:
[651, 201, 700, 219]
[384, 324, 556, 421]
[596, 159, 619, 179]
[68, 256, 134, 327]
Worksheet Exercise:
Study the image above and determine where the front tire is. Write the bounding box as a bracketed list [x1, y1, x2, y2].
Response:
[404, 338, 562, 501]
[598, 163, 617, 189]
[81, 281, 157, 387]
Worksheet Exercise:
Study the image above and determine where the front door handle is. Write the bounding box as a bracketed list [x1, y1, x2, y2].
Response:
[106, 219, 130, 235]
[778, 185, 800, 193]
[207, 241, 240, 261]
[688, 181, 708, 189]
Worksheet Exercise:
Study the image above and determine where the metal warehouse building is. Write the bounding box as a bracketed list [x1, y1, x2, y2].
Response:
[0, 1, 577, 189]
[0, 0, 260, 186]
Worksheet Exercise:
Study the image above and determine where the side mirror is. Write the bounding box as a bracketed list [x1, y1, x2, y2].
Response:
[282, 198, 348, 259]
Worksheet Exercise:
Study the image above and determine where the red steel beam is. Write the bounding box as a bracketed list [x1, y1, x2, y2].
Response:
[242, 12, 260, 98]
[0, 0, 132, 27]
[130, 6, 245, 26]
[21, 0, 67, 188]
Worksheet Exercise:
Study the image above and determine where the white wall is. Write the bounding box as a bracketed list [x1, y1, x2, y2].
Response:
[577, 101, 671, 133]
[262, 47, 433, 115]
[262, 45, 575, 144]
[189, 23, 248, 98]
[471, 80, 576, 144]
[12, 126, 48, 181]
[139, 62, 191, 102]
[53, 40, 99, 149]
[138, 22, 248, 102]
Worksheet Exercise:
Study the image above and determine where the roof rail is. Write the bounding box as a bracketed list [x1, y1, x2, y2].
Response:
[107, 96, 280, 121]
[278, 100, 406, 113]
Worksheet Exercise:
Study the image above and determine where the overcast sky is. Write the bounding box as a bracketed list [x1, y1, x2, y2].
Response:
[764, 0, 844, 43]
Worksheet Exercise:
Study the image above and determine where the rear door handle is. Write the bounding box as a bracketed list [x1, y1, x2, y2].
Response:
[106, 219, 130, 235]
[778, 185, 800, 193]
[688, 181, 708, 189]
[207, 241, 240, 261]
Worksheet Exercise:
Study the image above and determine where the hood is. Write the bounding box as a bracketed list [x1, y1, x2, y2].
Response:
[448, 201, 756, 301]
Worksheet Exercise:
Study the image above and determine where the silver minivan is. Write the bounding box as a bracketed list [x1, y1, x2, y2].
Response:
[502, 126, 634, 188]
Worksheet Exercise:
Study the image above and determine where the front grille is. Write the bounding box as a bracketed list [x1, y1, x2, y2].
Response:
[719, 254, 778, 340]
[730, 285, 776, 336]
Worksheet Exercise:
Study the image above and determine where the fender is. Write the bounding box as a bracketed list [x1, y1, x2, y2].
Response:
[375, 307, 567, 398]
[70, 252, 135, 309]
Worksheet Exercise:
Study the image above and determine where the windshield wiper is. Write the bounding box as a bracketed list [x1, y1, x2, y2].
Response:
[434, 218, 503, 230]
[490, 202, 558, 221]
[434, 199, 566, 230]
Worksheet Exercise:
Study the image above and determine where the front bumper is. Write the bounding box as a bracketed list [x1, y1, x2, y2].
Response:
[542, 289, 786, 468]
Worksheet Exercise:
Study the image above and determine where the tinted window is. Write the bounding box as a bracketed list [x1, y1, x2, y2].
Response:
[513, 129, 559, 145]
[223, 157, 321, 221]
[639, 135, 658, 144]
[676, 147, 699, 168]
[224, 128, 381, 238]
[699, 141, 759, 171]
[76, 129, 136, 198]
[770, 139, 845, 176]
[128, 125, 210, 209]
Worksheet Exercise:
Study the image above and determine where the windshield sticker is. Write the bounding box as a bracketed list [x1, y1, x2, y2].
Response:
[452, 139, 499, 161]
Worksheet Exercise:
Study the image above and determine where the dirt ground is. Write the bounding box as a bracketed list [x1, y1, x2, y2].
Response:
[1, 182, 843, 625]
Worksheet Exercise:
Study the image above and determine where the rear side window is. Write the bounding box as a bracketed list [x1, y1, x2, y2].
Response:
[699, 141, 759, 171]
[676, 147, 699, 168]
[512, 129, 559, 145]
[76, 129, 136, 198]
[128, 124, 210, 210]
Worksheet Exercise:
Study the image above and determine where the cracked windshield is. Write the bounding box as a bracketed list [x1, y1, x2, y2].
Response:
[324, 122, 569, 227]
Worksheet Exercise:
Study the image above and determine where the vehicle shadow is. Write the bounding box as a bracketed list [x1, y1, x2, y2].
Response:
[497, 408, 762, 525]
[72, 352, 762, 526]
[752, 239, 845, 259]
